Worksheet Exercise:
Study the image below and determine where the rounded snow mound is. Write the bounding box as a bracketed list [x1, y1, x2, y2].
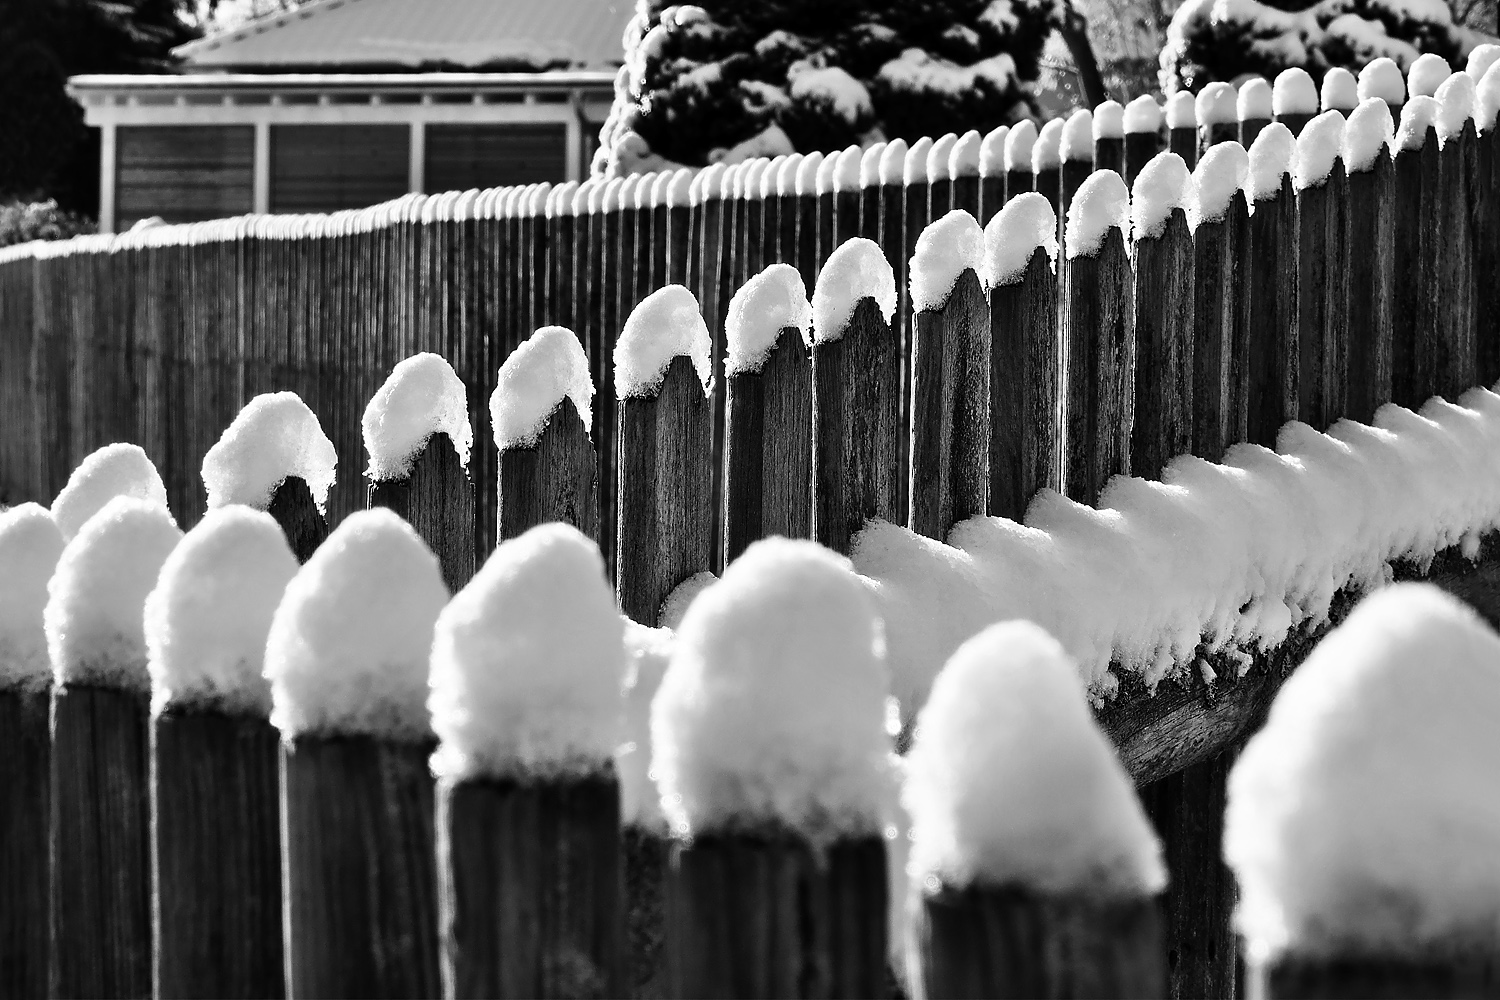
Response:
[491, 326, 595, 449]
[363, 352, 473, 480]
[202, 392, 337, 513]
[52, 443, 169, 542]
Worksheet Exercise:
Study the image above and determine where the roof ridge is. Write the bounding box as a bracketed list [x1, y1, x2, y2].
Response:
[175, 0, 370, 57]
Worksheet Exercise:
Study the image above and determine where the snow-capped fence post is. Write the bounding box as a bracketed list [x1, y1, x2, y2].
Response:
[267, 510, 447, 999]
[1095, 101, 1126, 175]
[1390, 99, 1441, 410]
[0, 506, 63, 999]
[526, 184, 552, 333]
[1430, 76, 1479, 402]
[1342, 100, 1397, 424]
[1060, 110, 1095, 233]
[364, 354, 477, 590]
[690, 165, 725, 363]
[1226, 585, 1500, 1000]
[763, 157, 788, 266]
[145, 508, 296, 1000]
[1198, 83, 1239, 155]
[908, 212, 990, 540]
[1124, 97, 1163, 188]
[793, 154, 822, 297]
[573, 183, 596, 345]
[815, 155, 838, 275]
[650, 172, 673, 298]
[1190, 143, 1250, 460]
[1234, 124, 1299, 448]
[1274, 68, 1319, 137]
[722, 266, 814, 565]
[1240, 77, 1274, 149]
[47, 497, 182, 999]
[810, 239, 901, 554]
[834, 146, 863, 247]
[774, 155, 802, 268]
[202, 392, 337, 563]
[1167, 92, 1198, 168]
[1062, 171, 1134, 505]
[615, 287, 715, 625]
[1294, 111, 1351, 430]
[492, 328, 598, 544]
[877, 143, 907, 317]
[1004, 120, 1037, 205]
[739, 161, 766, 291]
[985, 195, 1060, 521]
[904, 623, 1166, 1000]
[549, 183, 578, 331]
[431, 524, 626, 999]
[620, 175, 645, 324]
[951, 131, 982, 219]
[1477, 66, 1500, 388]
[903, 138, 934, 309]
[619, 625, 673, 999]
[656, 541, 893, 999]
[858, 146, 883, 243]
[1034, 118, 1064, 216]
[927, 134, 957, 221]
[1129, 154, 1196, 479]
[978, 127, 1006, 223]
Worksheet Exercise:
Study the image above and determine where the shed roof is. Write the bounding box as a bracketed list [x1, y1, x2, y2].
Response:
[175, 0, 634, 73]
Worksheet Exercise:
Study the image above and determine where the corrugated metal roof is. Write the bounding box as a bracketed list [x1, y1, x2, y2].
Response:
[175, 0, 634, 72]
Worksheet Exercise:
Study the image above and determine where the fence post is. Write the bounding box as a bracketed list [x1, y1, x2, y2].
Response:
[1226, 584, 1500, 999]
[857, 144, 884, 244]
[1062, 170, 1133, 505]
[979, 126, 1007, 224]
[1125, 96, 1163, 187]
[984, 194, 1059, 521]
[1477, 65, 1500, 387]
[492, 326, 598, 543]
[909, 211, 990, 539]
[1190, 142, 1250, 461]
[811, 238, 901, 553]
[1095, 101, 1125, 174]
[1129, 153, 1196, 480]
[365, 353, 476, 591]
[1233, 124, 1299, 448]
[430, 523, 626, 999]
[145, 507, 295, 999]
[951, 130, 982, 219]
[1061, 108, 1094, 226]
[656, 540, 891, 999]
[46, 497, 181, 999]
[740, 160, 767, 289]
[1321, 66, 1358, 115]
[615, 286, 715, 625]
[722, 264, 814, 565]
[904, 622, 1166, 999]
[267, 509, 447, 999]
[202, 392, 336, 562]
[1239, 78, 1273, 149]
[650, 172, 673, 299]
[1167, 92, 1198, 167]
[927, 133, 958, 221]
[1004, 119, 1038, 205]
[1343, 99, 1397, 423]
[1408, 51, 1451, 100]
[1034, 118, 1064, 214]
[0, 505, 63, 1000]
[619, 623, 673, 999]
[1432, 75, 1478, 400]
[774, 154, 802, 267]
[794, 153, 822, 296]
[1294, 110, 1351, 430]
[834, 145, 863, 247]
[815, 154, 839, 273]
[1391, 98, 1441, 409]
[1198, 82, 1239, 155]
[1274, 68, 1319, 136]
[903, 138, 934, 300]
[759, 157, 786, 266]
[1358, 56, 1407, 118]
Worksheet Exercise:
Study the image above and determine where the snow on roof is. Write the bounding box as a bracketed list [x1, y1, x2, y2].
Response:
[1274, 68, 1319, 115]
[1408, 52, 1452, 99]
[1321, 67, 1358, 111]
[1124, 95, 1162, 133]
[491, 326, 594, 449]
[1292, 110, 1346, 191]
[1342, 98, 1395, 173]
[1226, 584, 1500, 963]
[1060, 108, 1094, 163]
[811, 238, 896, 343]
[144, 506, 298, 718]
[1358, 57, 1408, 105]
[1197, 82, 1237, 125]
[614, 285, 713, 399]
[1004, 119, 1038, 171]
[1131, 153, 1195, 240]
[904, 621, 1164, 896]
[1190, 141, 1249, 227]
[725, 263, 813, 376]
[1238, 77, 1274, 120]
[1065, 169, 1130, 258]
[52, 443, 170, 542]
[202, 392, 338, 513]
[363, 352, 473, 480]
[910, 210, 985, 312]
[0, 505, 64, 692]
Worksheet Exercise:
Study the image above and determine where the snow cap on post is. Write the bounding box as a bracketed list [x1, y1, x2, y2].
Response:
[429, 522, 624, 782]
[1407, 52, 1451, 99]
[46, 497, 182, 695]
[1358, 58, 1407, 105]
[1273, 68, 1318, 115]
[614, 285, 713, 399]
[1341, 98, 1395, 173]
[1238, 77, 1274, 120]
[1124, 94, 1162, 133]
[949, 130, 982, 177]
[979, 126, 1009, 176]
[52, 442, 169, 542]
[1131, 152, 1195, 239]
[651, 538, 892, 842]
[1468, 43, 1500, 81]
[742, 159, 769, 201]
[1032, 117, 1064, 172]
[144, 506, 298, 718]
[362, 352, 473, 480]
[927, 133, 958, 181]
[0, 504, 65, 691]
[1094, 100, 1125, 139]
[1293, 110, 1347, 191]
[1226, 584, 1500, 963]
[815, 151, 839, 194]
[775, 154, 802, 196]
[1321, 67, 1358, 111]
[879, 139, 908, 184]
[1060, 108, 1094, 162]
[1479, 62, 1500, 133]
[910, 210, 985, 312]
[1004, 119, 1038, 170]
[618, 622, 673, 829]
[490, 326, 594, 450]
[264, 508, 448, 742]
[692, 163, 724, 206]
[859, 143, 886, 188]
[982, 192, 1058, 287]
[724, 263, 812, 376]
[1435, 72, 1477, 143]
[795, 151, 823, 195]
[759, 160, 781, 200]
[904, 621, 1165, 897]
[1395, 96, 1441, 152]
[811, 237, 896, 343]
[665, 168, 694, 207]
[833, 145, 862, 192]
[1165, 90, 1195, 128]
[202, 392, 338, 513]
[1065, 169, 1130, 258]
[1244, 122, 1297, 202]
[903, 136, 933, 184]
[1197, 82, 1237, 125]
[1190, 141, 1249, 227]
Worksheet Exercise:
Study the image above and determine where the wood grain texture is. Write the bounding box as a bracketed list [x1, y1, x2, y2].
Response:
[1344, 157, 1396, 424]
[909, 269, 990, 540]
[368, 433, 476, 592]
[1234, 177, 1299, 449]
[1005, 169, 1033, 206]
[152, 710, 284, 999]
[911, 884, 1164, 1000]
[1131, 211, 1195, 480]
[1191, 202, 1242, 461]
[1063, 229, 1134, 505]
[1199, 122, 1238, 157]
[624, 826, 670, 1000]
[1257, 953, 1500, 999]
[497, 398, 598, 544]
[1035, 167, 1062, 217]
[438, 774, 624, 1000]
[1429, 128, 1477, 401]
[0, 688, 49, 1000]
[1475, 128, 1500, 388]
[1295, 167, 1350, 429]
[616, 356, 714, 625]
[49, 684, 152, 1000]
[953, 174, 980, 221]
[1239, 117, 1270, 149]
[811, 298, 902, 555]
[1123, 133, 1161, 189]
[267, 475, 329, 564]
[1095, 137, 1125, 176]
[1391, 138, 1430, 409]
[929, 177, 954, 222]
[988, 252, 1059, 521]
[979, 175, 1004, 226]
[1169, 126, 1197, 169]
[723, 327, 813, 565]
[282, 735, 441, 1000]
[835, 190, 861, 248]
[1275, 112, 1313, 137]
[663, 833, 888, 1000]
